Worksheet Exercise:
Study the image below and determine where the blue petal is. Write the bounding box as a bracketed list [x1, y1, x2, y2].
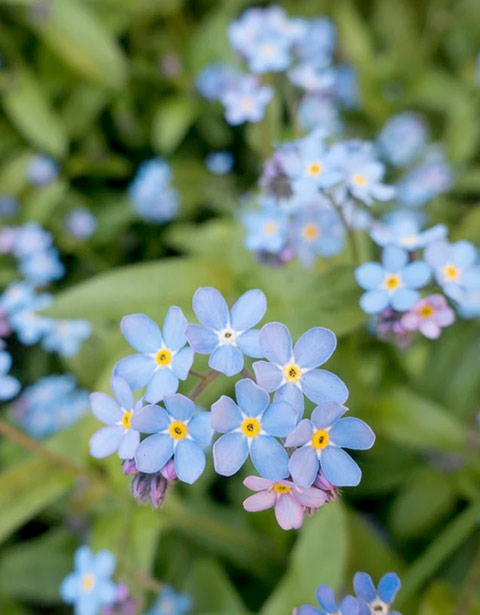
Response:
[120, 313, 163, 353]
[174, 439, 206, 484]
[424, 240, 447, 267]
[360, 290, 389, 314]
[237, 329, 263, 358]
[311, 402, 348, 429]
[403, 261, 431, 289]
[252, 360, 283, 392]
[118, 429, 140, 459]
[378, 572, 401, 603]
[209, 344, 244, 376]
[329, 417, 375, 450]
[451, 240, 476, 267]
[171, 346, 194, 380]
[145, 368, 179, 404]
[250, 435, 289, 480]
[235, 378, 269, 417]
[185, 323, 218, 353]
[273, 384, 305, 418]
[302, 369, 349, 405]
[288, 446, 318, 487]
[0, 351, 12, 373]
[98, 579, 117, 605]
[162, 306, 188, 351]
[213, 432, 249, 476]
[390, 288, 418, 312]
[321, 447, 361, 487]
[110, 376, 133, 410]
[135, 433, 174, 473]
[60, 573, 79, 602]
[261, 401, 297, 437]
[353, 572, 377, 602]
[90, 392, 122, 425]
[383, 245, 408, 272]
[340, 595, 360, 615]
[316, 585, 338, 612]
[357, 599, 372, 615]
[463, 268, 480, 289]
[211, 395, 242, 433]
[131, 404, 169, 433]
[355, 263, 384, 290]
[294, 327, 337, 369]
[259, 322, 292, 364]
[230, 289, 267, 331]
[113, 354, 155, 390]
[188, 412, 213, 445]
[192, 287, 229, 330]
[89, 425, 124, 458]
[164, 393, 195, 421]
[0, 376, 20, 400]
[298, 607, 322, 615]
[284, 419, 314, 447]
[94, 550, 116, 576]
[74, 545, 92, 572]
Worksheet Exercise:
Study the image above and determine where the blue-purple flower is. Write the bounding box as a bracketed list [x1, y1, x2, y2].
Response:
[370, 210, 447, 251]
[220, 75, 273, 125]
[185, 287, 266, 377]
[132, 394, 212, 483]
[286, 402, 375, 487]
[292, 206, 344, 266]
[296, 585, 359, 615]
[377, 112, 428, 167]
[355, 246, 431, 314]
[41, 318, 92, 357]
[146, 584, 193, 615]
[253, 323, 348, 416]
[211, 378, 297, 480]
[129, 158, 179, 224]
[354, 572, 402, 615]
[0, 350, 20, 400]
[89, 376, 141, 460]
[243, 205, 288, 254]
[114, 308, 193, 404]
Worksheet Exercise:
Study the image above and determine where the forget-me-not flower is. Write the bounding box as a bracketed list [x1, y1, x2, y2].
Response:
[65, 207, 97, 239]
[129, 158, 179, 224]
[377, 112, 428, 167]
[185, 287, 266, 377]
[370, 210, 447, 251]
[0, 350, 20, 400]
[400, 294, 455, 339]
[292, 207, 344, 266]
[114, 308, 193, 404]
[196, 63, 240, 101]
[27, 154, 58, 185]
[132, 394, 212, 483]
[354, 572, 402, 615]
[146, 584, 193, 615]
[211, 378, 297, 480]
[397, 146, 452, 207]
[253, 323, 348, 416]
[205, 151, 234, 175]
[296, 586, 359, 615]
[286, 402, 375, 487]
[243, 205, 288, 254]
[355, 245, 431, 314]
[41, 318, 92, 357]
[220, 75, 273, 125]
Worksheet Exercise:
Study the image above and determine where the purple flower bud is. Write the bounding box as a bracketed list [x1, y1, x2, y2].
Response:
[150, 473, 168, 509]
[122, 458, 139, 475]
[160, 458, 177, 481]
[131, 474, 151, 504]
[314, 471, 339, 502]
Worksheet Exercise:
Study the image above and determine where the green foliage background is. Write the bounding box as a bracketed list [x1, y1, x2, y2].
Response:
[0, 0, 480, 613]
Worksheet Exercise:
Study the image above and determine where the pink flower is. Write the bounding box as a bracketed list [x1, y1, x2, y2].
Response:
[400, 293, 455, 339]
[243, 476, 326, 530]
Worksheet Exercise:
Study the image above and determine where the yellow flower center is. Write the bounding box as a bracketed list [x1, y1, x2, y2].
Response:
[122, 410, 132, 430]
[419, 305, 434, 318]
[302, 223, 320, 241]
[169, 421, 187, 440]
[402, 235, 418, 247]
[312, 429, 330, 450]
[444, 264, 459, 280]
[352, 173, 367, 187]
[384, 274, 401, 290]
[241, 97, 254, 111]
[262, 43, 275, 57]
[155, 349, 172, 366]
[81, 573, 95, 593]
[241, 418, 261, 437]
[284, 363, 301, 383]
[307, 162, 323, 177]
[273, 483, 291, 494]
[264, 222, 277, 235]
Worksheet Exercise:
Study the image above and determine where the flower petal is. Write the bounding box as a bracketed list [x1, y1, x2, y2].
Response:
[285, 419, 314, 447]
[273, 384, 305, 418]
[297, 607, 322, 615]
[243, 476, 274, 491]
[451, 240, 477, 267]
[353, 572, 377, 602]
[316, 585, 338, 612]
[378, 572, 401, 604]
[274, 492, 304, 530]
[321, 446, 361, 487]
[171, 347, 194, 380]
[293, 485, 326, 508]
[390, 288, 419, 312]
[237, 329, 263, 358]
[164, 394, 195, 421]
[185, 324, 218, 353]
[90, 392, 122, 425]
[110, 376, 133, 410]
[293, 327, 337, 369]
[118, 429, 140, 459]
[209, 344, 244, 376]
[120, 313, 163, 353]
[243, 490, 276, 512]
[113, 355, 155, 390]
[250, 435, 289, 480]
[360, 290, 389, 314]
[89, 425, 124, 458]
[252, 360, 283, 392]
[130, 404, 169, 434]
[162, 306, 188, 351]
[188, 411, 213, 446]
[192, 287, 229, 330]
[230, 289, 267, 331]
[288, 446, 318, 487]
[355, 263, 384, 290]
[311, 402, 348, 429]
[94, 550, 116, 576]
[383, 245, 408, 272]
[340, 595, 360, 615]
[235, 378, 269, 417]
[174, 439, 206, 484]
[145, 368, 179, 404]
[403, 261, 431, 289]
[211, 395, 242, 433]
[262, 401, 297, 437]
[329, 417, 375, 450]
[259, 322, 292, 364]
[213, 432, 249, 476]
[60, 573, 79, 602]
[302, 369, 349, 405]
[135, 433, 174, 473]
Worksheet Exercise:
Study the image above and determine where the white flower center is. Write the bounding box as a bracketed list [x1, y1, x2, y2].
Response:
[218, 328, 237, 345]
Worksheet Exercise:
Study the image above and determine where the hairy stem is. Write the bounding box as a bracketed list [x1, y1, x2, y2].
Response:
[187, 369, 220, 401]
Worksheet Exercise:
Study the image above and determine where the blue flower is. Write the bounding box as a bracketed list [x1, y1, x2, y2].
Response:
[89, 377, 141, 460]
[196, 63, 240, 101]
[131, 394, 212, 483]
[298, 95, 342, 135]
[0, 350, 20, 400]
[286, 401, 375, 487]
[0, 195, 18, 217]
[27, 154, 58, 185]
[65, 207, 97, 239]
[18, 247, 65, 286]
[9, 294, 54, 345]
[211, 378, 297, 480]
[185, 287, 266, 377]
[41, 318, 92, 357]
[288, 63, 336, 93]
[146, 584, 193, 615]
[247, 36, 292, 74]
[253, 323, 348, 416]
[297, 585, 359, 615]
[370, 210, 447, 251]
[355, 246, 431, 314]
[243, 205, 288, 254]
[424, 240, 480, 303]
[334, 64, 360, 109]
[354, 572, 402, 615]
[129, 158, 179, 224]
[377, 112, 428, 167]
[220, 75, 273, 125]
[114, 308, 193, 404]
[205, 151, 234, 175]
[295, 17, 336, 65]
[292, 206, 344, 266]
[397, 146, 452, 207]
[12, 222, 52, 259]
[60, 546, 117, 615]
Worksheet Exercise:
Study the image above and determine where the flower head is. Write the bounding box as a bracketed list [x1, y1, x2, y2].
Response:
[27, 154, 58, 185]
[243, 204, 288, 255]
[65, 207, 97, 239]
[129, 158, 179, 224]
[220, 75, 273, 125]
[205, 151, 234, 175]
[211, 378, 297, 480]
[296, 585, 359, 615]
[0, 350, 20, 400]
[41, 318, 92, 357]
[354, 572, 402, 615]
[370, 210, 447, 251]
[400, 294, 454, 339]
[146, 584, 193, 615]
[377, 112, 428, 167]
[292, 206, 344, 266]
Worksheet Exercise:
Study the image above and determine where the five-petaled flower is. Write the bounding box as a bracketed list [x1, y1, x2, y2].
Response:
[354, 571, 402, 615]
[400, 293, 454, 339]
[211, 378, 297, 480]
[286, 401, 375, 487]
[114, 308, 193, 403]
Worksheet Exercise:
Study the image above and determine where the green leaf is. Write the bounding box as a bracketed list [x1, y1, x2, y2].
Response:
[418, 582, 456, 615]
[260, 502, 348, 615]
[152, 98, 198, 154]
[2, 67, 68, 156]
[0, 457, 74, 544]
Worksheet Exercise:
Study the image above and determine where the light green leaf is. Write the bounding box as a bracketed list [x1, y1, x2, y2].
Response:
[152, 98, 198, 154]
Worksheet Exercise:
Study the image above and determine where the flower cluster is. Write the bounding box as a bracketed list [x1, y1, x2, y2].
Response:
[89, 287, 375, 530]
[128, 158, 179, 224]
[294, 571, 402, 615]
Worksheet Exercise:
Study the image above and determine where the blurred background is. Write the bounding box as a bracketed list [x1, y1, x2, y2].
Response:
[0, 0, 480, 614]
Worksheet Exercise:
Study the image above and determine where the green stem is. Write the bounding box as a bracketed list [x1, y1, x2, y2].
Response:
[187, 369, 220, 401]
[325, 192, 361, 267]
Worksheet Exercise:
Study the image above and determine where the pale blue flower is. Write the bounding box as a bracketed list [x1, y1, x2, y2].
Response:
[0, 350, 20, 400]
[243, 204, 288, 254]
[354, 572, 402, 615]
[220, 75, 273, 125]
[129, 158, 179, 224]
[370, 210, 447, 251]
[378, 112, 428, 167]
